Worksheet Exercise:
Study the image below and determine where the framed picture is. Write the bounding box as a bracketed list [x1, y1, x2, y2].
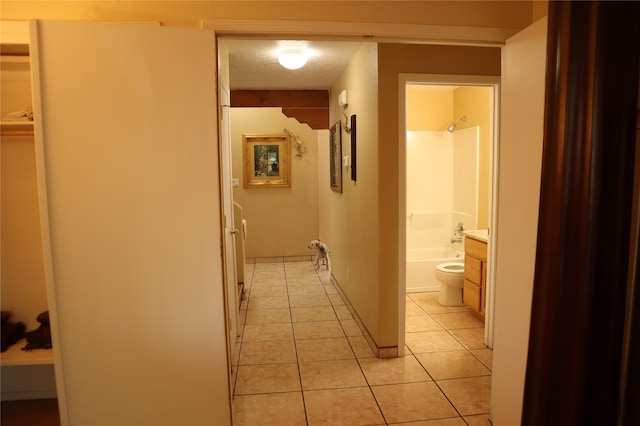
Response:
[243, 133, 291, 188]
[330, 121, 342, 193]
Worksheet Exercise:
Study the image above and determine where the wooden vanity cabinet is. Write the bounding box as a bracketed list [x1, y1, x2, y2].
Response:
[464, 236, 487, 320]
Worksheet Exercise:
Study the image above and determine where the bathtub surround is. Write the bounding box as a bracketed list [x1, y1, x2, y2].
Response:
[405, 127, 479, 293]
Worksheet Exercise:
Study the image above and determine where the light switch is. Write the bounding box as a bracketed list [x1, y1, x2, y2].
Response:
[232, 178, 240, 187]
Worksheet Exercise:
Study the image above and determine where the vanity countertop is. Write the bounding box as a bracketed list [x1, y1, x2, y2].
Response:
[464, 229, 489, 243]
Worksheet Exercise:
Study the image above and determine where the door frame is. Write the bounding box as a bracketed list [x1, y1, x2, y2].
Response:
[202, 20, 508, 354]
[201, 19, 515, 47]
[398, 74, 500, 354]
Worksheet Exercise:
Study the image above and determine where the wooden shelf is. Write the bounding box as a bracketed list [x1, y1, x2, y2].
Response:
[1, 120, 34, 136]
[0, 120, 34, 136]
[1, 339, 54, 366]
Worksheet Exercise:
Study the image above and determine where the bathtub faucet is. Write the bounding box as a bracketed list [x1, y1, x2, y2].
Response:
[450, 222, 465, 243]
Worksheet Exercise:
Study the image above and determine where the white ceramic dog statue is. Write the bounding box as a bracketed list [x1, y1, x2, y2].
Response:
[308, 239, 330, 270]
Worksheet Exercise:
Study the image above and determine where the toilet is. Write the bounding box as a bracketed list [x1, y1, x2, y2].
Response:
[434, 262, 465, 306]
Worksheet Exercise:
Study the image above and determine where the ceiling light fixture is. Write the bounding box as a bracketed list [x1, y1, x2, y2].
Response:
[278, 49, 307, 70]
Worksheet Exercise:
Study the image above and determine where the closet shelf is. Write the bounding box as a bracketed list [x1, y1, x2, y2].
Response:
[0, 340, 53, 366]
[0, 121, 34, 136]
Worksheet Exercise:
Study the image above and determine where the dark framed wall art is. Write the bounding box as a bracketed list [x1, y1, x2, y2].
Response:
[350, 114, 357, 181]
[330, 121, 342, 193]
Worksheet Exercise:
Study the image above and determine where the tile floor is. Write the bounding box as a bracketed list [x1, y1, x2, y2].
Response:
[231, 260, 492, 426]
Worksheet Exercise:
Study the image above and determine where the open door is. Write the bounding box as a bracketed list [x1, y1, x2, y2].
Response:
[217, 38, 240, 378]
[219, 83, 240, 365]
[30, 21, 232, 425]
[490, 17, 547, 426]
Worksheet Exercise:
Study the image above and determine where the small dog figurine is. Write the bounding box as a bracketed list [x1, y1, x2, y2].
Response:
[308, 239, 330, 270]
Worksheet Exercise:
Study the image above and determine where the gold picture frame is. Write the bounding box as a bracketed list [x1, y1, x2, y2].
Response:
[243, 133, 291, 188]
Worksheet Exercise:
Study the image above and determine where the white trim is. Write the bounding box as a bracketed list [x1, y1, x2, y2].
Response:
[399, 73, 501, 351]
[485, 83, 501, 349]
[398, 79, 408, 357]
[29, 19, 69, 424]
[202, 19, 517, 46]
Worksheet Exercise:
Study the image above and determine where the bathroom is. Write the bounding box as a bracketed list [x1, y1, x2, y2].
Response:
[404, 83, 493, 306]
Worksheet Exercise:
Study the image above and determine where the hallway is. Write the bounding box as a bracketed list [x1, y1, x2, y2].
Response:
[231, 260, 492, 425]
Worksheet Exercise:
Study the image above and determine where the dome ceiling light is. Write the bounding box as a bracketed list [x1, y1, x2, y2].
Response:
[278, 48, 308, 70]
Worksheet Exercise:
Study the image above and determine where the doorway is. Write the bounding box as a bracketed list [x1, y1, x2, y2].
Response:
[398, 74, 500, 355]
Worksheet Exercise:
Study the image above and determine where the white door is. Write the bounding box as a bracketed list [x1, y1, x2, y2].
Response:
[490, 17, 547, 426]
[30, 21, 231, 425]
[216, 38, 240, 370]
[219, 83, 240, 362]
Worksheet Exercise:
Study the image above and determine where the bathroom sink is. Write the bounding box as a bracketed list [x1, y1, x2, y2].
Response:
[463, 229, 489, 243]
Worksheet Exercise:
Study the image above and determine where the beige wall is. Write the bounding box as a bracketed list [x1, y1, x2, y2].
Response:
[1, 1, 546, 420]
[377, 43, 501, 347]
[230, 108, 319, 258]
[1, 55, 47, 330]
[1, 1, 535, 30]
[0, 0, 530, 352]
[407, 88, 453, 131]
[328, 43, 380, 342]
[1, 137, 48, 330]
[532, 0, 549, 21]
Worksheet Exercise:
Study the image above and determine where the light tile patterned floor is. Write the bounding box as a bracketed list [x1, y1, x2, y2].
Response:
[231, 260, 492, 426]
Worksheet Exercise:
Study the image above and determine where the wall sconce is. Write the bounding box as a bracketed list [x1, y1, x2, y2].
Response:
[278, 49, 307, 70]
[338, 90, 348, 109]
[338, 90, 351, 134]
[284, 128, 307, 159]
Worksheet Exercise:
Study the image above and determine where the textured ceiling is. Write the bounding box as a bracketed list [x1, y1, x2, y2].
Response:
[223, 39, 364, 90]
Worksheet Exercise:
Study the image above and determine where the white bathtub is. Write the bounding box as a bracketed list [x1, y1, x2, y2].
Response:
[406, 247, 464, 293]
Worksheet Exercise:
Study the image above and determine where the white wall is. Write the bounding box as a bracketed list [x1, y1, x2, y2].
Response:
[491, 17, 547, 425]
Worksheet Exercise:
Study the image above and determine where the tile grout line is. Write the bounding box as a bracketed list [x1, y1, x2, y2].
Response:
[284, 262, 311, 426]
[232, 261, 255, 398]
[303, 261, 388, 424]
[406, 294, 492, 421]
[234, 261, 491, 424]
[405, 322, 468, 421]
[310, 263, 390, 425]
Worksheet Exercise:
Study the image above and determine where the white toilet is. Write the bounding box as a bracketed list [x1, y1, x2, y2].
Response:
[434, 262, 465, 306]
